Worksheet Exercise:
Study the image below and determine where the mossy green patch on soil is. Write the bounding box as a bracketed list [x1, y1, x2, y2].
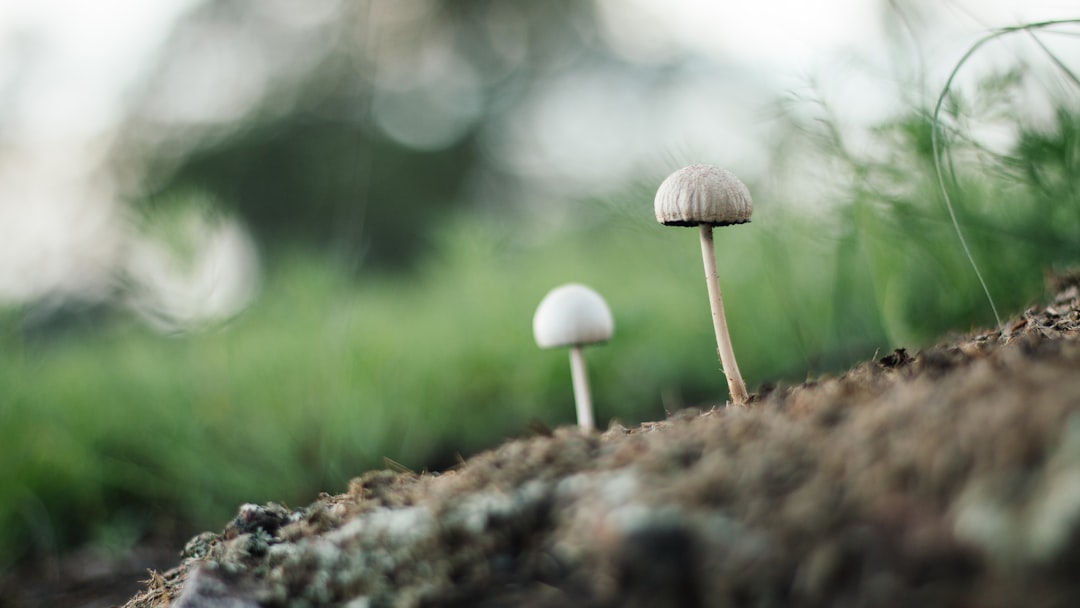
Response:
[123, 278, 1080, 608]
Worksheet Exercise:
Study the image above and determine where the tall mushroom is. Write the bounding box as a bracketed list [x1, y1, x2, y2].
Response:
[654, 164, 751, 405]
[533, 283, 614, 432]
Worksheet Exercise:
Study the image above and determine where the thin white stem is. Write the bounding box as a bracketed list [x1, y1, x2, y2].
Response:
[569, 345, 595, 432]
[699, 224, 749, 405]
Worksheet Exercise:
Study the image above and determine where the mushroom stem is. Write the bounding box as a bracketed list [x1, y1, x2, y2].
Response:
[699, 224, 749, 405]
[568, 345, 595, 432]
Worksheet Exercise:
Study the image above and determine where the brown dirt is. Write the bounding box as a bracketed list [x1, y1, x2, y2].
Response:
[107, 274, 1080, 607]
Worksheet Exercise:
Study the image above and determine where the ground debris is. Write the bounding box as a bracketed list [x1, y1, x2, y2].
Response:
[123, 280, 1080, 608]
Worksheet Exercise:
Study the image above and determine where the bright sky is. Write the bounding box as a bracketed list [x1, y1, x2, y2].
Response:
[598, 0, 882, 70]
[0, 2, 1073, 155]
[1, 0, 1073, 144]
[0, 0, 1077, 310]
[0, 0, 196, 142]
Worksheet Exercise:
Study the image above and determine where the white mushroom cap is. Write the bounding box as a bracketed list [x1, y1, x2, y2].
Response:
[654, 164, 753, 227]
[533, 283, 614, 349]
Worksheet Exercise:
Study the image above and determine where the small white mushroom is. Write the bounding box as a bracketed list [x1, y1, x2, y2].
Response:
[655, 164, 751, 405]
[533, 283, 614, 432]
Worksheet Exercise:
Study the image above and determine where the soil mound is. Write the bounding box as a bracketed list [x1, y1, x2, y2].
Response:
[125, 277, 1080, 608]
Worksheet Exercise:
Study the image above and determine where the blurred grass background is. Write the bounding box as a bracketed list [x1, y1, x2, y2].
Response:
[1, 2, 1079, 574]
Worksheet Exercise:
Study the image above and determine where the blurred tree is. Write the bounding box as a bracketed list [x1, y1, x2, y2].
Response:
[111, 0, 607, 271]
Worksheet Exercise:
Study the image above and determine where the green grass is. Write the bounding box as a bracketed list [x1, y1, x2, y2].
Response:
[0, 205, 864, 564]
[3, 28, 1080, 567]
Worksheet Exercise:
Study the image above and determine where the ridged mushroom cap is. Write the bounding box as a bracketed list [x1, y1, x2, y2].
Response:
[533, 283, 614, 348]
[654, 164, 753, 227]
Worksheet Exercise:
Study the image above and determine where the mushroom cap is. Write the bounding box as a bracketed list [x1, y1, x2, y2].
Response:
[533, 283, 614, 349]
[654, 164, 753, 227]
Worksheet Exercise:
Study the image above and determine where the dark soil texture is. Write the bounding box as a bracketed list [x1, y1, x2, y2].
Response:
[42, 277, 1080, 607]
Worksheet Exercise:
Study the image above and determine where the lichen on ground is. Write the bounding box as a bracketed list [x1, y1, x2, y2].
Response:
[125, 279, 1080, 608]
